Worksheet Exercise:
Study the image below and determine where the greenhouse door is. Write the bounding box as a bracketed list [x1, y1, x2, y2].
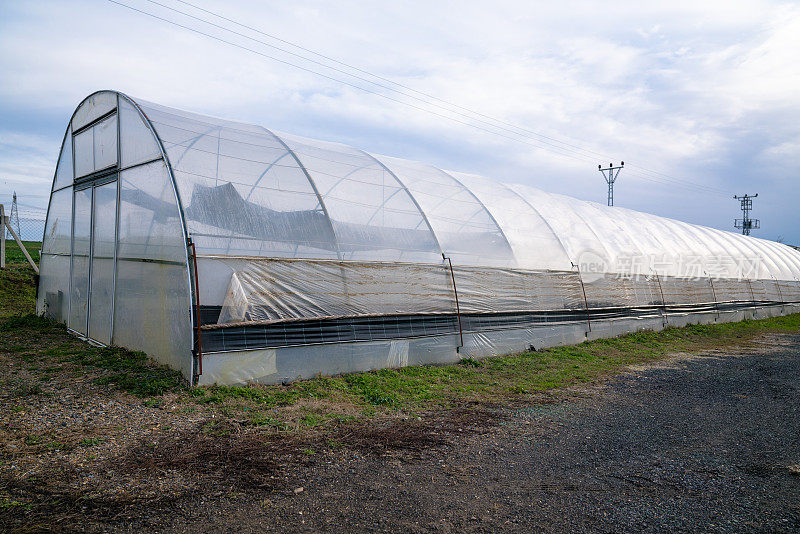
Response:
[68, 177, 118, 345]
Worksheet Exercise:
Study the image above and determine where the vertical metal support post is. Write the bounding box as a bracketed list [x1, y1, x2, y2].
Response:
[572, 262, 591, 333]
[707, 277, 721, 321]
[1, 204, 6, 270]
[67, 191, 76, 329]
[746, 279, 757, 318]
[85, 187, 95, 337]
[443, 254, 463, 351]
[578, 273, 592, 333]
[189, 238, 203, 378]
[653, 272, 668, 327]
[772, 276, 786, 316]
[110, 94, 122, 342]
[597, 162, 624, 206]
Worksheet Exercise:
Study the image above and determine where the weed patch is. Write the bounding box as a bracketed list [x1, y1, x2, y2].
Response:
[120, 422, 309, 490]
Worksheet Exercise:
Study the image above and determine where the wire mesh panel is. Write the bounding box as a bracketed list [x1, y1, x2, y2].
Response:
[776, 279, 800, 302]
[215, 258, 453, 324]
[213, 257, 588, 327]
[451, 266, 586, 312]
[582, 274, 662, 309]
[658, 276, 716, 305]
[785, 282, 800, 303]
[749, 279, 774, 303]
[712, 279, 755, 303]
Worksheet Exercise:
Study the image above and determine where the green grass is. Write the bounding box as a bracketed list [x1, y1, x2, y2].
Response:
[2, 239, 39, 265]
[1, 240, 184, 397]
[0, 240, 39, 319]
[2, 316, 185, 397]
[4, 235, 800, 417]
[175, 313, 800, 413]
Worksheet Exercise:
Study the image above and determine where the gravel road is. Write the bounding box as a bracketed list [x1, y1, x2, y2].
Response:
[147, 332, 800, 533]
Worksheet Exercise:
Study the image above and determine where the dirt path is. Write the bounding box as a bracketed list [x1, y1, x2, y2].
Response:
[86, 332, 799, 532]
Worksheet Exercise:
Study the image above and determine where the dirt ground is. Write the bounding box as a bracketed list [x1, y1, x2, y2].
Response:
[5, 331, 797, 532]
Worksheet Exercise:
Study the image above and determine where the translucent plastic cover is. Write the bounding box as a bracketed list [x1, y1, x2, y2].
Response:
[120, 99, 161, 167]
[53, 126, 73, 191]
[114, 159, 192, 377]
[74, 115, 118, 178]
[131, 96, 800, 281]
[72, 92, 117, 131]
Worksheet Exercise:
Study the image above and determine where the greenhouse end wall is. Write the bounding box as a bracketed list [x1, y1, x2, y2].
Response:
[37, 92, 194, 380]
[38, 91, 800, 386]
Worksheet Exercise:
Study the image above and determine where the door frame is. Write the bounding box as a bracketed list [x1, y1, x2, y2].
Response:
[67, 173, 118, 343]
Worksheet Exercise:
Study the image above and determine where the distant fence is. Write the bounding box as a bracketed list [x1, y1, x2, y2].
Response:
[6, 217, 45, 242]
[2, 197, 46, 243]
[1, 203, 40, 273]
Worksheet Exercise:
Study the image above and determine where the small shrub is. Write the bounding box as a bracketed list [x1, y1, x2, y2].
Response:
[143, 398, 165, 408]
[10, 382, 42, 397]
[299, 414, 324, 427]
[249, 415, 291, 431]
[23, 435, 43, 446]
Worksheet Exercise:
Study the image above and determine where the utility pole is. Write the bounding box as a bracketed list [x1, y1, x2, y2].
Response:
[598, 162, 624, 206]
[733, 193, 759, 236]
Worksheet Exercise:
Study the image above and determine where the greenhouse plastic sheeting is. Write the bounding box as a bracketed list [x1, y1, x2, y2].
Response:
[132, 95, 800, 280]
[213, 257, 593, 326]
[37, 90, 800, 385]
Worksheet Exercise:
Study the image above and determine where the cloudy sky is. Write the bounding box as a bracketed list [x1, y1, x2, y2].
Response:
[1, 0, 798, 242]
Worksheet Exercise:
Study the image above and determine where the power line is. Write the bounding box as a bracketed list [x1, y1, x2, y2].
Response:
[167, 0, 727, 194]
[169, 0, 728, 195]
[169, 0, 611, 159]
[104, 0, 602, 164]
[106, 0, 729, 196]
[140, 0, 623, 164]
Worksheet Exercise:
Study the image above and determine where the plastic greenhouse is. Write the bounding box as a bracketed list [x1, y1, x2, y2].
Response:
[37, 90, 800, 385]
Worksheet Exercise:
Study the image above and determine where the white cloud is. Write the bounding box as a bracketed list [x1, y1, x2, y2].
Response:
[0, 0, 798, 241]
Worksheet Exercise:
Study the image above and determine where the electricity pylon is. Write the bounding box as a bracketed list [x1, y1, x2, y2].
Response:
[598, 162, 624, 206]
[733, 193, 759, 236]
[9, 192, 21, 238]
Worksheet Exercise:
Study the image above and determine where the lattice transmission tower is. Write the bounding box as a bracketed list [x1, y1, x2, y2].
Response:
[9, 192, 21, 237]
[733, 193, 759, 236]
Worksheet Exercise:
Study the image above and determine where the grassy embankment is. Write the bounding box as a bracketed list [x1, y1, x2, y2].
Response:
[3, 239, 800, 426]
